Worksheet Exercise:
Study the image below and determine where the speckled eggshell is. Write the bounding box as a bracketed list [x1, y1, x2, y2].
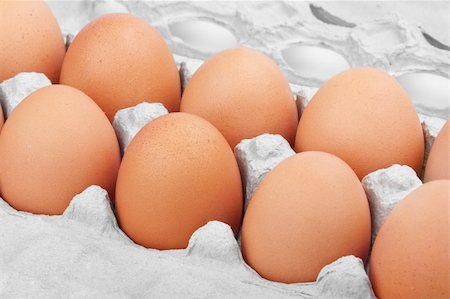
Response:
[180, 48, 298, 148]
[295, 68, 424, 179]
[115, 112, 243, 250]
[369, 180, 449, 298]
[0, 0, 65, 83]
[0, 85, 121, 215]
[424, 120, 449, 182]
[241, 151, 371, 283]
[60, 13, 180, 121]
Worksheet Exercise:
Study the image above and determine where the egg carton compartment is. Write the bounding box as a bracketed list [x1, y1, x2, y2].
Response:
[0, 186, 374, 298]
[0, 72, 444, 297]
[112, 102, 168, 154]
[0, 73, 51, 119]
[1, 1, 449, 298]
[47, 0, 449, 119]
[0, 102, 438, 297]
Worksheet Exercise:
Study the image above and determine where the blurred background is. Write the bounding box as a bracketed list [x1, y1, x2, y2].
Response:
[47, 1, 450, 119]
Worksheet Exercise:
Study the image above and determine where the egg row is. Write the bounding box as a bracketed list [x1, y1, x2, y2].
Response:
[1, 2, 448, 298]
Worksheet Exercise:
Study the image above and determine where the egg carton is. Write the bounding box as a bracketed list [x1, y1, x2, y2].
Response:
[48, 0, 449, 119]
[0, 77, 375, 297]
[1, 1, 449, 297]
[1, 185, 374, 298]
[0, 70, 443, 298]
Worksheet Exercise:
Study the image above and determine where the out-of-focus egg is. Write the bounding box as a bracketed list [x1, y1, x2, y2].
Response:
[0, 0, 65, 83]
[60, 13, 180, 121]
[295, 68, 424, 179]
[241, 151, 371, 283]
[0, 85, 121, 215]
[370, 180, 449, 298]
[180, 48, 298, 148]
[424, 120, 449, 182]
[115, 113, 243, 249]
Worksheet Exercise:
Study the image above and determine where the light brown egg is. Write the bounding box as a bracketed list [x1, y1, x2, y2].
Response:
[0, 85, 121, 215]
[0, 105, 3, 132]
[60, 13, 181, 121]
[180, 48, 298, 148]
[115, 112, 243, 249]
[424, 120, 449, 182]
[0, 0, 65, 83]
[369, 180, 449, 298]
[241, 151, 371, 283]
[295, 68, 424, 180]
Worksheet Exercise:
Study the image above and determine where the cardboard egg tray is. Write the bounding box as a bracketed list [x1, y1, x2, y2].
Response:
[0, 1, 448, 298]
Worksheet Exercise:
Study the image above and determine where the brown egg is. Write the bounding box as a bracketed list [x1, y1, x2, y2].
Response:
[0, 105, 3, 132]
[241, 151, 371, 283]
[369, 180, 449, 298]
[295, 68, 424, 180]
[424, 120, 449, 182]
[0, 0, 65, 83]
[60, 13, 180, 121]
[0, 85, 121, 215]
[180, 48, 298, 148]
[115, 112, 243, 249]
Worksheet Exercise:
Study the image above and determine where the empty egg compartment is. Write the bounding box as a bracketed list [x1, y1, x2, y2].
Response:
[1, 1, 448, 298]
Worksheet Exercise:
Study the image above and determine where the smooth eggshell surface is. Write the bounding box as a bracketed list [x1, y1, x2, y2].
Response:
[295, 68, 424, 179]
[369, 180, 449, 299]
[180, 48, 298, 148]
[60, 13, 181, 121]
[424, 120, 449, 182]
[115, 112, 243, 250]
[0, 0, 65, 83]
[0, 85, 121, 215]
[0, 105, 3, 132]
[241, 151, 371, 283]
